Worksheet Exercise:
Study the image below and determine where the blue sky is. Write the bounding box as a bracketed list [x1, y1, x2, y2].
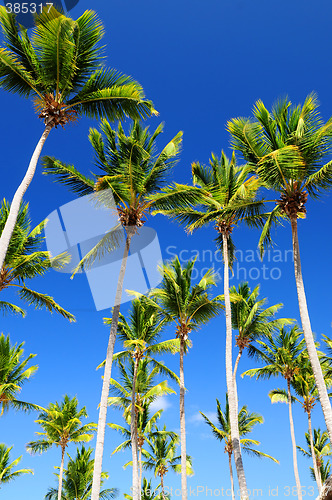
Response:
[1, 0, 332, 498]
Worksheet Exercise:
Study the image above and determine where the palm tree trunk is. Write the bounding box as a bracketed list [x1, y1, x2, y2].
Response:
[291, 217, 332, 444]
[160, 473, 166, 500]
[139, 445, 143, 500]
[233, 350, 243, 413]
[131, 356, 140, 500]
[228, 452, 236, 500]
[91, 230, 134, 500]
[307, 410, 322, 492]
[287, 379, 302, 500]
[223, 233, 249, 500]
[0, 125, 52, 271]
[179, 337, 187, 500]
[58, 446, 65, 500]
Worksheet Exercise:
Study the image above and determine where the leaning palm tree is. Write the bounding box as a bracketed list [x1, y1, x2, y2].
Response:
[297, 429, 332, 489]
[104, 295, 179, 499]
[242, 326, 306, 500]
[43, 120, 182, 499]
[0, 443, 33, 487]
[139, 258, 221, 500]
[228, 93, 332, 443]
[149, 153, 266, 499]
[27, 395, 97, 500]
[0, 200, 74, 320]
[229, 281, 292, 408]
[0, 333, 39, 415]
[201, 394, 278, 500]
[45, 446, 118, 500]
[135, 425, 193, 500]
[0, 6, 156, 271]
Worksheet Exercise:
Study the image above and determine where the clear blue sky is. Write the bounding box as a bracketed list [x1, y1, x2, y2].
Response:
[1, 0, 332, 498]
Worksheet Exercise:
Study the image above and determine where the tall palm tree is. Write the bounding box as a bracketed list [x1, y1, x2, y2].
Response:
[229, 281, 292, 408]
[109, 402, 164, 497]
[137, 425, 193, 500]
[104, 295, 179, 500]
[297, 429, 332, 489]
[141, 258, 221, 500]
[269, 352, 332, 492]
[43, 120, 182, 499]
[201, 394, 278, 500]
[0, 200, 74, 320]
[228, 93, 332, 443]
[0, 443, 33, 487]
[0, 6, 156, 271]
[149, 153, 266, 499]
[108, 358, 177, 500]
[45, 446, 118, 500]
[0, 333, 39, 415]
[242, 326, 306, 500]
[27, 395, 97, 500]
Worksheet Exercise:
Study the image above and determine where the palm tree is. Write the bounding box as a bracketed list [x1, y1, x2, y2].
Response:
[141, 258, 220, 500]
[0, 200, 74, 320]
[269, 352, 331, 492]
[27, 395, 97, 500]
[0, 333, 39, 415]
[124, 478, 167, 500]
[136, 425, 193, 500]
[108, 358, 177, 500]
[104, 295, 179, 499]
[109, 402, 164, 497]
[242, 326, 306, 500]
[297, 429, 332, 489]
[228, 93, 332, 443]
[229, 281, 292, 407]
[43, 120, 182, 499]
[0, 6, 156, 272]
[201, 394, 278, 500]
[0, 443, 33, 487]
[149, 153, 266, 499]
[45, 446, 118, 500]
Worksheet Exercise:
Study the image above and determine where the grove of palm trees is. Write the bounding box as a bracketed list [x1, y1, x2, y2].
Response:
[1, 2, 332, 500]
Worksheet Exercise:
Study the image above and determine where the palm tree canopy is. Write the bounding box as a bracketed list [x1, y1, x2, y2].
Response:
[103, 295, 180, 382]
[107, 358, 176, 421]
[227, 93, 332, 249]
[45, 446, 118, 500]
[0, 199, 75, 321]
[142, 257, 222, 342]
[43, 121, 182, 272]
[26, 395, 96, 454]
[228, 281, 293, 352]
[0, 333, 40, 415]
[0, 443, 33, 486]
[137, 425, 194, 478]
[0, 7, 156, 127]
[124, 478, 167, 500]
[149, 151, 266, 264]
[242, 326, 306, 382]
[298, 428, 332, 461]
[200, 394, 278, 462]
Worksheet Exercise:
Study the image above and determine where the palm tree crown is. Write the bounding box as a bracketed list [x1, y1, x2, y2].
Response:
[45, 446, 118, 500]
[0, 7, 156, 127]
[0, 199, 74, 320]
[0, 443, 33, 487]
[0, 333, 39, 415]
